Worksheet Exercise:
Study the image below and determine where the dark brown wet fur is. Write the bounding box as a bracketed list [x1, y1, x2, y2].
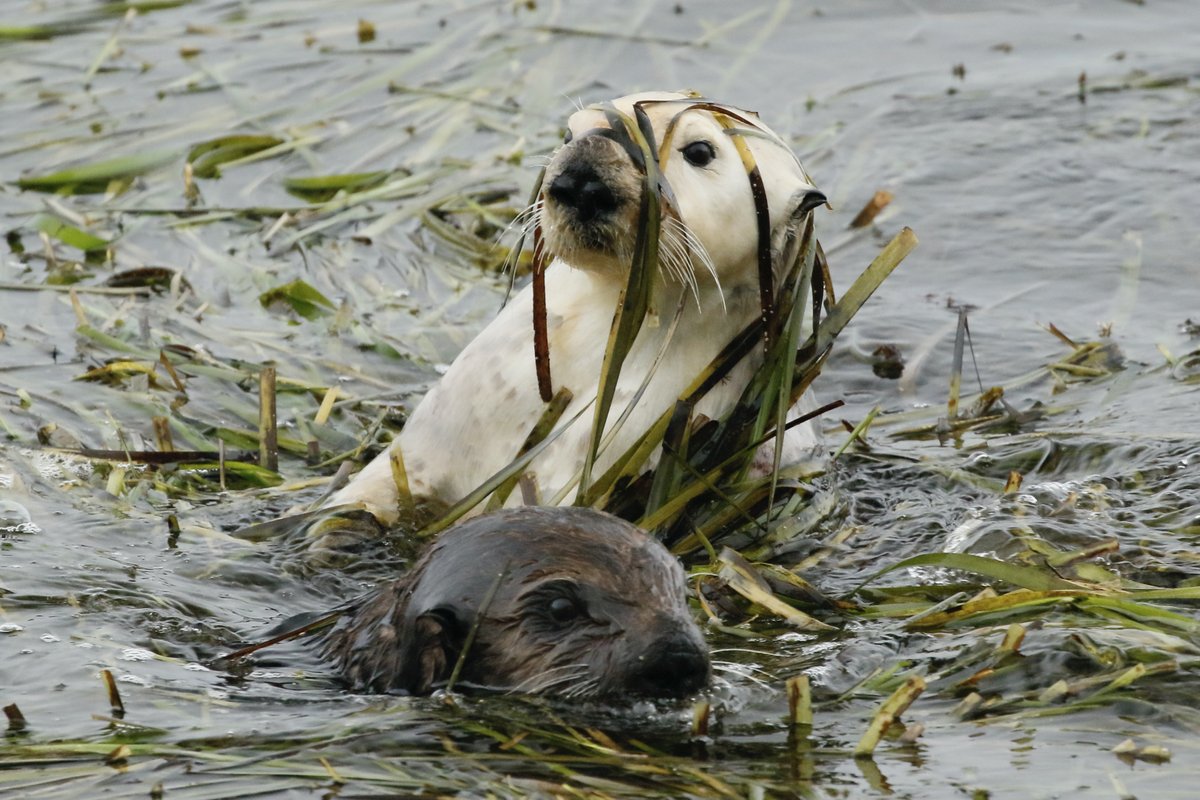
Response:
[323, 507, 710, 698]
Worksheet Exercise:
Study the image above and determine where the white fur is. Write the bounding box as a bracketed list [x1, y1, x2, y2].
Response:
[324, 92, 822, 523]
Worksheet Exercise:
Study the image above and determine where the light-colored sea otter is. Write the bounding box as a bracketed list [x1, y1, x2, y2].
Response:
[324, 506, 710, 697]
[323, 91, 826, 523]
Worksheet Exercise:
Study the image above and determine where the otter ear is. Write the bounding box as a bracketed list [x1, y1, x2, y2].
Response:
[406, 606, 462, 695]
[773, 187, 827, 265]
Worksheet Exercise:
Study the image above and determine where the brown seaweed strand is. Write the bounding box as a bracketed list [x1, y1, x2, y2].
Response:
[531, 218, 552, 403]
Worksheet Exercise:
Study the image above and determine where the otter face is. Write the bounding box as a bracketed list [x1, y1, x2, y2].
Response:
[476, 534, 709, 698]
[324, 507, 710, 700]
[539, 91, 825, 289]
[540, 132, 645, 276]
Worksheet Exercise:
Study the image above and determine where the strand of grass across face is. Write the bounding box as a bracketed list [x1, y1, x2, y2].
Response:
[516, 166, 553, 403]
[574, 103, 664, 503]
[586, 99, 784, 514]
[657, 105, 821, 511]
[684, 102, 788, 349]
[599, 98, 698, 514]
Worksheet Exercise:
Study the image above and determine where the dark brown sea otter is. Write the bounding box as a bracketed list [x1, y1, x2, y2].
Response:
[324, 506, 710, 698]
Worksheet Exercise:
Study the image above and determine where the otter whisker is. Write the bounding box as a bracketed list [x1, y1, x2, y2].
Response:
[710, 658, 779, 678]
[662, 216, 723, 312]
[507, 662, 590, 695]
[533, 666, 591, 691]
[708, 647, 782, 658]
[563, 676, 601, 699]
[506, 198, 543, 239]
[325, 508, 710, 699]
[659, 220, 701, 309]
[711, 660, 780, 686]
[499, 198, 545, 290]
[710, 662, 776, 692]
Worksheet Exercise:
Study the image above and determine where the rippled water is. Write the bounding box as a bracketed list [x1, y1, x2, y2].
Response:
[2, 1, 1198, 797]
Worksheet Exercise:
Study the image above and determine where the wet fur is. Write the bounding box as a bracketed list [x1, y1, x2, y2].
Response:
[323, 91, 824, 522]
[323, 507, 710, 697]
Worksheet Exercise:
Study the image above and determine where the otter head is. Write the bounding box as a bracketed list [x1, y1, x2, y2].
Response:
[539, 91, 826, 294]
[325, 507, 710, 699]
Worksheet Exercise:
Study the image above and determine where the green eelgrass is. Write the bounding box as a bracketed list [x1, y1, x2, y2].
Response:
[15, 149, 178, 194]
[412, 96, 918, 556]
[6, 8, 1197, 795]
[222, 97, 914, 660]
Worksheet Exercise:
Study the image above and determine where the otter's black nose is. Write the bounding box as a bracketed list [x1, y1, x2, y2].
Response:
[547, 163, 618, 223]
[630, 632, 711, 698]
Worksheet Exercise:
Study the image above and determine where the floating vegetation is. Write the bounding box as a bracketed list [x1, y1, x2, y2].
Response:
[2, 1, 1199, 798]
[33, 214, 111, 254]
[15, 150, 179, 195]
[258, 279, 338, 321]
[187, 134, 287, 179]
[282, 171, 392, 202]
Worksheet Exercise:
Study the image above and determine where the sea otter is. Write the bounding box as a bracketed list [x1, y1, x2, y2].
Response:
[323, 506, 710, 697]
[321, 91, 826, 524]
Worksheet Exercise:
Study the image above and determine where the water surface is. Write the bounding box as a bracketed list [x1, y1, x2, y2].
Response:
[2, 1, 1198, 797]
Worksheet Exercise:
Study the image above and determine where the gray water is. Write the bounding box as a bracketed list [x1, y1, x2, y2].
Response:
[2, 1, 1199, 797]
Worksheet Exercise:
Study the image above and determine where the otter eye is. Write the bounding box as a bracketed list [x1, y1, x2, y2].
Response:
[680, 140, 716, 167]
[548, 596, 580, 624]
[526, 580, 589, 629]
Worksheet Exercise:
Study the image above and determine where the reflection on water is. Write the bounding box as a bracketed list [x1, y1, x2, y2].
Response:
[2, 0, 1198, 797]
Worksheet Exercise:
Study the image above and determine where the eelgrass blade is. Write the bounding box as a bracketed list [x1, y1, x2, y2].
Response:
[445, 563, 508, 693]
[486, 387, 573, 510]
[258, 366, 278, 472]
[642, 399, 694, 519]
[576, 105, 663, 501]
[531, 224, 552, 402]
[16, 149, 178, 194]
[853, 552, 1081, 596]
[282, 172, 390, 203]
[855, 675, 925, 757]
[420, 400, 593, 537]
[186, 134, 286, 179]
[717, 548, 835, 632]
[715, 112, 776, 348]
[809, 227, 918, 357]
[35, 214, 109, 252]
[763, 215, 818, 510]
